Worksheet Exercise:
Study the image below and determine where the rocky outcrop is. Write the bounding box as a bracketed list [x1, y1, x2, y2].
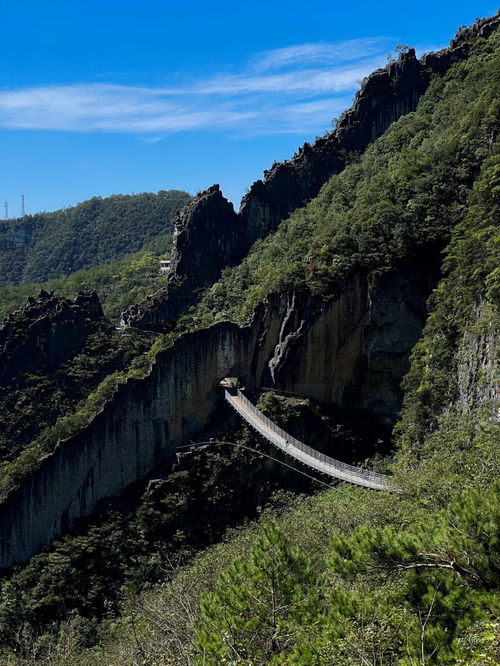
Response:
[240, 14, 499, 241]
[0, 320, 253, 570]
[456, 298, 499, 418]
[239, 48, 426, 242]
[0, 291, 106, 386]
[122, 186, 243, 330]
[125, 13, 499, 331]
[168, 185, 243, 287]
[1, 12, 498, 571]
[0, 251, 441, 569]
[255, 249, 442, 422]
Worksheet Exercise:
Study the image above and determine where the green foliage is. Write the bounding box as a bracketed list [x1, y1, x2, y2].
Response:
[1, 408, 497, 665]
[0, 330, 176, 499]
[190, 30, 499, 328]
[0, 22, 499, 666]
[0, 189, 191, 286]
[195, 522, 318, 664]
[193, 483, 499, 665]
[396, 149, 499, 454]
[0, 236, 173, 324]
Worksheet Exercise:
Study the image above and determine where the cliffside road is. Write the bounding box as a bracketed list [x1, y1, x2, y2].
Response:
[223, 386, 391, 491]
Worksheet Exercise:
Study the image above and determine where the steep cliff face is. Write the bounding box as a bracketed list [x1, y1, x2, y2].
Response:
[0, 253, 441, 569]
[168, 185, 243, 287]
[252, 249, 442, 423]
[0, 320, 252, 569]
[125, 13, 499, 332]
[241, 12, 499, 241]
[456, 299, 499, 417]
[1, 13, 498, 572]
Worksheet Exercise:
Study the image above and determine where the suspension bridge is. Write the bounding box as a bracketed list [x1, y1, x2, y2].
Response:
[221, 379, 392, 491]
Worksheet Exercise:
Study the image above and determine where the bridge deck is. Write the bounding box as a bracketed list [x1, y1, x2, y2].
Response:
[224, 388, 390, 491]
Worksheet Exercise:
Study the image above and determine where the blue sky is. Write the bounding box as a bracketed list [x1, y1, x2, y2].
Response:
[0, 0, 497, 217]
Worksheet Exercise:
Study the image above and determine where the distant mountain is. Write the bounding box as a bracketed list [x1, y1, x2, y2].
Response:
[0, 190, 192, 285]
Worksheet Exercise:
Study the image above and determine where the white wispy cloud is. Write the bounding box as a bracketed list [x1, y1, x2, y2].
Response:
[187, 59, 381, 95]
[0, 38, 398, 136]
[250, 38, 389, 71]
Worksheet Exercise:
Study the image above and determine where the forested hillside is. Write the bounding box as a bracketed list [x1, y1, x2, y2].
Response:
[0, 14, 498, 666]
[0, 232, 173, 323]
[0, 190, 191, 285]
[189, 30, 498, 328]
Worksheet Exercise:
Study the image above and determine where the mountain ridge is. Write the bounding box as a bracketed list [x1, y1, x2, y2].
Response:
[0, 189, 191, 286]
[123, 12, 499, 331]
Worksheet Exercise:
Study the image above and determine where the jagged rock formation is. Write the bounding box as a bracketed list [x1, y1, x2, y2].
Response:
[239, 48, 426, 242]
[169, 185, 243, 286]
[125, 13, 499, 331]
[122, 186, 243, 329]
[264, 250, 442, 419]
[241, 12, 499, 241]
[0, 291, 106, 386]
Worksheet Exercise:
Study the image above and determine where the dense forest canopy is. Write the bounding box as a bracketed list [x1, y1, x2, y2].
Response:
[188, 30, 499, 329]
[0, 233, 173, 324]
[0, 189, 191, 286]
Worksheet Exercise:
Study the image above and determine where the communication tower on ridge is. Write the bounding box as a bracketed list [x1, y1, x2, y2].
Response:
[4, 202, 7, 220]
[21, 194, 25, 216]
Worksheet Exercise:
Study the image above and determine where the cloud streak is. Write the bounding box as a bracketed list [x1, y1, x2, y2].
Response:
[250, 38, 389, 71]
[0, 38, 396, 136]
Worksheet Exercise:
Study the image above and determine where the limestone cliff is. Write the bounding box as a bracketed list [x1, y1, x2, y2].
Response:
[241, 12, 499, 241]
[262, 251, 442, 422]
[456, 298, 499, 417]
[0, 254, 440, 569]
[1, 12, 498, 571]
[122, 185, 243, 330]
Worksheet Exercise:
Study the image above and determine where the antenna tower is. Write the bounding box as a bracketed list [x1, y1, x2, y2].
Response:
[21, 194, 25, 216]
[4, 202, 7, 220]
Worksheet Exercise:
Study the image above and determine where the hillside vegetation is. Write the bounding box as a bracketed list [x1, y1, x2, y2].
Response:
[5, 141, 494, 664]
[188, 31, 498, 329]
[0, 189, 191, 286]
[0, 19, 498, 666]
[0, 232, 172, 324]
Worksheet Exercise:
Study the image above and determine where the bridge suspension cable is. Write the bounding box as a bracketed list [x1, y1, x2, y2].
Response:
[178, 440, 337, 490]
[222, 382, 393, 492]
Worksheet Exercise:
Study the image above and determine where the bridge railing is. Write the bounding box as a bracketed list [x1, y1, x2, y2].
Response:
[225, 388, 389, 489]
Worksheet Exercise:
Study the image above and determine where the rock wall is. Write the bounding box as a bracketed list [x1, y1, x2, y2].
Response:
[0, 252, 441, 569]
[122, 185, 243, 330]
[0, 291, 106, 385]
[2, 12, 498, 571]
[456, 298, 499, 417]
[241, 11, 499, 241]
[255, 250, 441, 423]
[0, 322, 253, 570]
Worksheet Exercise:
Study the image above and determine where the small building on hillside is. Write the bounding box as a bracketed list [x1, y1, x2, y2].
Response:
[159, 259, 171, 274]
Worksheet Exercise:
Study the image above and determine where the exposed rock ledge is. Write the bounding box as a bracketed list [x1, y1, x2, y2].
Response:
[1, 13, 498, 571]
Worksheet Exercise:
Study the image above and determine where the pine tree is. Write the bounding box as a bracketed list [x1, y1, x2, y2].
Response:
[194, 522, 319, 664]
